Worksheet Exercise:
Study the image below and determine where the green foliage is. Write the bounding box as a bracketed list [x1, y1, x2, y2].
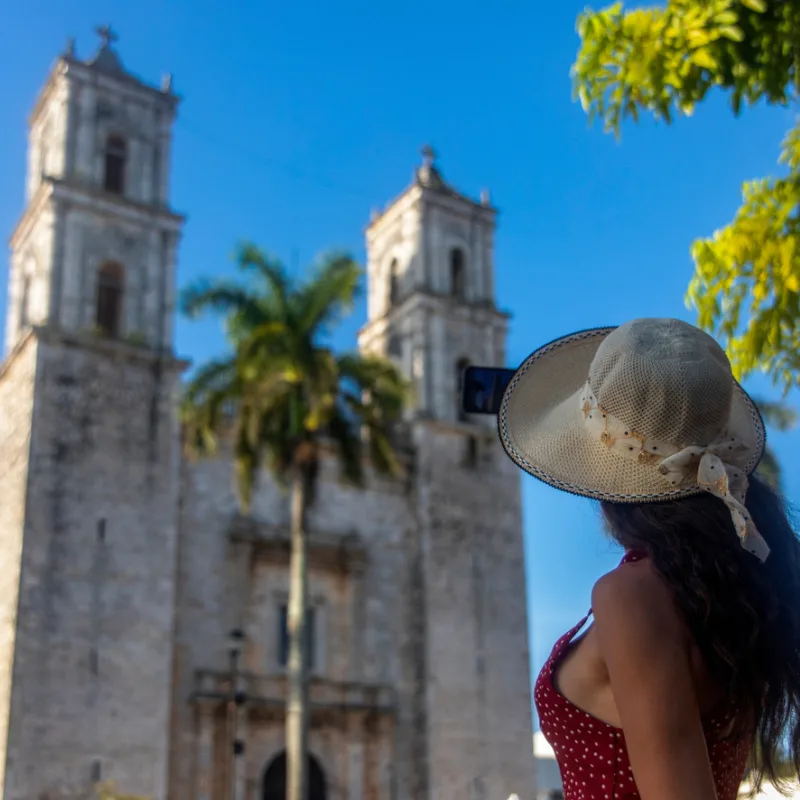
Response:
[572, 0, 800, 393]
[180, 244, 410, 509]
[573, 0, 800, 133]
[687, 122, 800, 391]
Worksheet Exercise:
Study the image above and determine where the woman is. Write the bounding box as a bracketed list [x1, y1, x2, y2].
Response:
[499, 318, 800, 800]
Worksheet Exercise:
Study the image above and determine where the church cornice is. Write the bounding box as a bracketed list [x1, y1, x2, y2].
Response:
[35, 325, 190, 370]
[228, 514, 368, 575]
[0, 328, 37, 382]
[0, 326, 189, 382]
[50, 177, 186, 228]
[8, 181, 52, 250]
[9, 177, 186, 249]
[357, 289, 511, 341]
[64, 56, 181, 107]
[366, 148, 496, 238]
[366, 184, 496, 240]
[191, 670, 397, 718]
[29, 54, 178, 130]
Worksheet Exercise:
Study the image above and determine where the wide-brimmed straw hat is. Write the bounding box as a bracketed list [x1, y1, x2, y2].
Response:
[499, 318, 770, 561]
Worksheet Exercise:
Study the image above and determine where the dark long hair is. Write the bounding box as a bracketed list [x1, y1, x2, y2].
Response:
[601, 474, 800, 791]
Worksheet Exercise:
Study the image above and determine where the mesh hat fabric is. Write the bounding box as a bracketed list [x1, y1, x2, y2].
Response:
[499, 319, 765, 503]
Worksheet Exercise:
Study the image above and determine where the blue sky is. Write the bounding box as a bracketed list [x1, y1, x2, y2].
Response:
[2, 0, 799, 722]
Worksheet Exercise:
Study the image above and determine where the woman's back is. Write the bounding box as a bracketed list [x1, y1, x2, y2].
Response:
[536, 550, 752, 800]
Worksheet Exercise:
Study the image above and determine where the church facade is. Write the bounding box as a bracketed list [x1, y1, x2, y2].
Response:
[0, 32, 534, 800]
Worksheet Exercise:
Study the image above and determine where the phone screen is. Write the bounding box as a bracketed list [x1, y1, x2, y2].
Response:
[461, 366, 517, 415]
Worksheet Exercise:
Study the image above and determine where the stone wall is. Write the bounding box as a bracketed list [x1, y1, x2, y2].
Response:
[1, 330, 182, 800]
[170, 446, 419, 800]
[415, 421, 535, 800]
[0, 336, 38, 795]
[169, 420, 534, 800]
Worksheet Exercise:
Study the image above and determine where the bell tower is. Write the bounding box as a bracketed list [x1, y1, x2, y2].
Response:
[359, 150, 534, 800]
[0, 29, 184, 800]
[5, 24, 182, 357]
[359, 146, 509, 425]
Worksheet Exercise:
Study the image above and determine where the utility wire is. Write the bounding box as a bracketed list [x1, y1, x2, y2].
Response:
[175, 118, 385, 203]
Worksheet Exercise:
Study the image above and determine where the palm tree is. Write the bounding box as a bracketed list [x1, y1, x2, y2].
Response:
[752, 397, 798, 493]
[180, 245, 409, 800]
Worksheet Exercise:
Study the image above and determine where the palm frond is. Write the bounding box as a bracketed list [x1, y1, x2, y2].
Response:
[183, 357, 237, 401]
[326, 409, 364, 486]
[295, 253, 362, 338]
[181, 243, 410, 513]
[236, 244, 291, 311]
[337, 352, 410, 420]
[180, 280, 264, 322]
[237, 321, 292, 366]
[367, 428, 405, 479]
[181, 356, 240, 459]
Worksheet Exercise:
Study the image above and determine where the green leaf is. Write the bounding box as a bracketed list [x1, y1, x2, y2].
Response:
[740, 0, 767, 12]
[719, 24, 745, 42]
[691, 48, 718, 70]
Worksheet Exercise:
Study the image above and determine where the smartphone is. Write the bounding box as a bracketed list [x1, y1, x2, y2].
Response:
[461, 366, 517, 415]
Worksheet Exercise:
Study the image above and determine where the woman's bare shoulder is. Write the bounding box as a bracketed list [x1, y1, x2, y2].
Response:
[591, 556, 687, 646]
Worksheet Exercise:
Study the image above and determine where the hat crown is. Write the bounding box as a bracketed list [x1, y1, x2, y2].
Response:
[588, 318, 733, 446]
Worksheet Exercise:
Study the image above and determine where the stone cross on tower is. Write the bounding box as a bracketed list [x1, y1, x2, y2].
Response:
[95, 24, 118, 48]
[421, 143, 436, 167]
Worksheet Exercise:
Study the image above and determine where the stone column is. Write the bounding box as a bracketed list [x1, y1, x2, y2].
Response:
[483, 228, 494, 302]
[48, 201, 67, 328]
[158, 116, 174, 204]
[158, 230, 177, 351]
[377, 714, 394, 800]
[349, 563, 366, 681]
[64, 81, 80, 178]
[347, 713, 365, 800]
[57, 211, 80, 330]
[75, 84, 96, 182]
[232, 684, 247, 800]
[196, 705, 215, 800]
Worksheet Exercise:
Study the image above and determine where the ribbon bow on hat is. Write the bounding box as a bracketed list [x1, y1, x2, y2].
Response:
[658, 439, 770, 563]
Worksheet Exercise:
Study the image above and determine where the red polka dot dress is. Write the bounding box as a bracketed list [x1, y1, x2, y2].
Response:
[534, 551, 751, 800]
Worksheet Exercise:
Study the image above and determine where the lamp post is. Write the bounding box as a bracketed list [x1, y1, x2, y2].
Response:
[228, 628, 247, 800]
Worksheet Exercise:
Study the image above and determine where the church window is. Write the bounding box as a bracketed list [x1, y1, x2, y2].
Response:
[19, 275, 31, 328]
[388, 333, 402, 358]
[456, 357, 470, 421]
[388, 259, 400, 308]
[450, 248, 466, 299]
[278, 604, 317, 672]
[103, 134, 127, 194]
[95, 262, 124, 338]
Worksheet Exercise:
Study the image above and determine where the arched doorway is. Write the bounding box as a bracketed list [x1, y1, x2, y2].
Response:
[263, 751, 327, 800]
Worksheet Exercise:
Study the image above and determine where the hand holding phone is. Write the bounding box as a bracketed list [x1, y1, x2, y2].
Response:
[460, 366, 517, 415]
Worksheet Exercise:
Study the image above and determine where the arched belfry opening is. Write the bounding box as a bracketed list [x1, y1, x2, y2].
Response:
[262, 751, 327, 800]
[388, 258, 400, 308]
[450, 248, 466, 300]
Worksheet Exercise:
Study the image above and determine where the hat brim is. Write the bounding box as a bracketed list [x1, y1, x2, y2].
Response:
[498, 326, 766, 503]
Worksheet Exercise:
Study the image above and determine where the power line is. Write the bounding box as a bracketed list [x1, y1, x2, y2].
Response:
[175, 118, 384, 203]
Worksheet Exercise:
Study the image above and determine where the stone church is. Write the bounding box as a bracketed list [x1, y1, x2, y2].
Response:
[0, 30, 534, 800]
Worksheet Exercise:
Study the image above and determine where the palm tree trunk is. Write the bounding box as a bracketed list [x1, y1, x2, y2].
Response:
[286, 464, 309, 800]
